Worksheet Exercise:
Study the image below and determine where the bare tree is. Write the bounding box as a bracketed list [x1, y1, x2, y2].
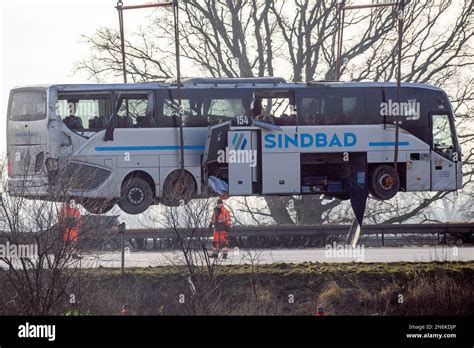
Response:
[153, 197, 230, 314]
[0, 154, 113, 315]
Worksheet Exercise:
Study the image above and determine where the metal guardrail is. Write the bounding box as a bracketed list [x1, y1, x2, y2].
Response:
[0, 216, 121, 244]
[122, 223, 474, 239]
[1, 223, 472, 247]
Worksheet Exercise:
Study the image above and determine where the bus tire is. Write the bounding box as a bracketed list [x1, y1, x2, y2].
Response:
[119, 177, 153, 214]
[162, 170, 196, 207]
[368, 165, 400, 200]
[82, 199, 115, 214]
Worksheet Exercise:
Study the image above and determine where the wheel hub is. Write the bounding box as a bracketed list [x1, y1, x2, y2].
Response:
[379, 174, 395, 191]
[128, 187, 144, 205]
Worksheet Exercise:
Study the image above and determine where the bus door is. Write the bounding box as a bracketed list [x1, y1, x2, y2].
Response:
[430, 112, 458, 190]
[256, 89, 300, 195]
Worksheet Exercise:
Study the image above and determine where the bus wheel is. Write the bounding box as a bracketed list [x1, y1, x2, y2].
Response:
[162, 170, 196, 207]
[82, 199, 115, 214]
[369, 165, 400, 200]
[119, 177, 153, 214]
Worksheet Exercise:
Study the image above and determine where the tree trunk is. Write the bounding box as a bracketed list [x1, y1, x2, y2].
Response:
[264, 197, 294, 224]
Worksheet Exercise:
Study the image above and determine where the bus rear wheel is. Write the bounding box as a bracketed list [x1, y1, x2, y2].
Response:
[368, 165, 400, 200]
[162, 170, 196, 207]
[82, 199, 115, 214]
[119, 177, 153, 214]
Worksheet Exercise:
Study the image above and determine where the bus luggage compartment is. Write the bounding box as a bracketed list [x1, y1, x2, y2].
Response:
[300, 153, 350, 194]
[301, 176, 343, 193]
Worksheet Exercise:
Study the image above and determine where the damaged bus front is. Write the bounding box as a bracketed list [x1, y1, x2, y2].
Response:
[6, 85, 110, 202]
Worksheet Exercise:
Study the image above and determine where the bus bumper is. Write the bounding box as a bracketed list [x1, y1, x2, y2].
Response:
[7, 177, 50, 198]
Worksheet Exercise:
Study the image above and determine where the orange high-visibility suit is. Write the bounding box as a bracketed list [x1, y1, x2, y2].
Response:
[210, 205, 231, 256]
[58, 204, 82, 243]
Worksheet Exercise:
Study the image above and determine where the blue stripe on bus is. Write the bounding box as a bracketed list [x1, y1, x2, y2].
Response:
[95, 145, 206, 151]
[368, 141, 409, 147]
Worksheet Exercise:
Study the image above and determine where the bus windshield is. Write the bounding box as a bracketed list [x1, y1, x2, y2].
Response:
[9, 91, 47, 121]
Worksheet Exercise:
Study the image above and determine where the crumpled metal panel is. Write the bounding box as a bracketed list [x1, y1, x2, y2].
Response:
[61, 161, 111, 191]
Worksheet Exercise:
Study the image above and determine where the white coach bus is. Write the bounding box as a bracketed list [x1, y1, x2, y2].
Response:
[6, 78, 462, 214]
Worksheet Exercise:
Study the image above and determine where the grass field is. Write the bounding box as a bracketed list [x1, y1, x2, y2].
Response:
[1, 261, 473, 315]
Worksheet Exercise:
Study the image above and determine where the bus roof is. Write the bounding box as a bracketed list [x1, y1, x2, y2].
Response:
[13, 79, 444, 92]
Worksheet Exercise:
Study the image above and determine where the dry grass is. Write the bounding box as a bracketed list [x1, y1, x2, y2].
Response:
[0, 261, 473, 315]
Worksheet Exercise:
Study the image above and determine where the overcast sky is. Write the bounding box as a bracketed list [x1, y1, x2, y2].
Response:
[0, 0, 155, 152]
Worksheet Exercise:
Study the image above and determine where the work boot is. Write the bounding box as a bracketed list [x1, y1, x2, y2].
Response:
[210, 253, 218, 258]
[222, 253, 228, 259]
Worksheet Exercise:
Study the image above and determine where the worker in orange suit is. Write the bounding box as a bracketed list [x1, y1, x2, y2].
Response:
[58, 199, 82, 259]
[209, 199, 231, 259]
[315, 304, 325, 316]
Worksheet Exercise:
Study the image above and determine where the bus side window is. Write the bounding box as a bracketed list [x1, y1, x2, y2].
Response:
[384, 87, 422, 121]
[297, 88, 363, 125]
[159, 98, 182, 128]
[364, 87, 384, 124]
[184, 96, 208, 127]
[162, 90, 250, 127]
[299, 96, 323, 125]
[116, 94, 153, 128]
[332, 88, 363, 124]
[206, 98, 248, 125]
[258, 98, 292, 125]
[161, 96, 204, 127]
[253, 91, 294, 126]
[57, 94, 112, 132]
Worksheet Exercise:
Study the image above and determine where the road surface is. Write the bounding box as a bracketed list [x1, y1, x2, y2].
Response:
[81, 246, 474, 267]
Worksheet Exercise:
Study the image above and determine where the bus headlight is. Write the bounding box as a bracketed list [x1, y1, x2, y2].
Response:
[45, 158, 59, 171]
